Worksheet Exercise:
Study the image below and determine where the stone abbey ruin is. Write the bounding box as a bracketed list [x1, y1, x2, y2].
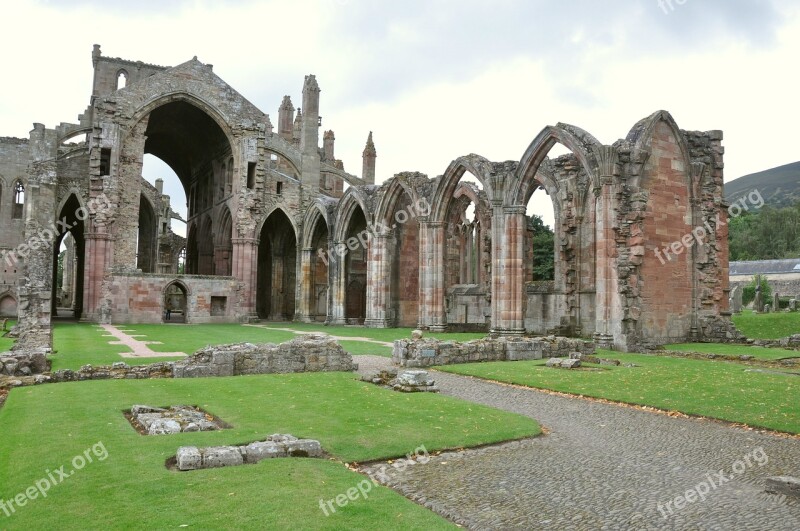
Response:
[0, 46, 737, 352]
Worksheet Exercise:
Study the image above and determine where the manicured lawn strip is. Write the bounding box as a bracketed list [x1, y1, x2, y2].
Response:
[121, 323, 298, 354]
[732, 310, 800, 339]
[437, 352, 800, 434]
[0, 319, 16, 351]
[0, 373, 536, 529]
[260, 322, 488, 343]
[50, 322, 183, 371]
[665, 343, 800, 360]
[338, 340, 393, 357]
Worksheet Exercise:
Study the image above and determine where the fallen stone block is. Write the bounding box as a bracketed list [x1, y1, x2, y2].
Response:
[245, 441, 286, 463]
[286, 439, 322, 457]
[546, 358, 562, 367]
[560, 359, 581, 369]
[202, 446, 244, 468]
[148, 419, 182, 436]
[397, 370, 433, 386]
[176, 446, 202, 471]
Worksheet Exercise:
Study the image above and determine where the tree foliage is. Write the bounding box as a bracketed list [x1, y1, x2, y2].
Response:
[529, 215, 555, 281]
[728, 203, 800, 261]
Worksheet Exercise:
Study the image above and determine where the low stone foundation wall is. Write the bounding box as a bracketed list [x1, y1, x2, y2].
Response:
[173, 333, 356, 377]
[1, 334, 355, 387]
[0, 351, 50, 377]
[393, 335, 595, 367]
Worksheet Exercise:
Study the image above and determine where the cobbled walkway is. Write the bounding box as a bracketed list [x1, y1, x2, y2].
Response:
[354, 356, 800, 530]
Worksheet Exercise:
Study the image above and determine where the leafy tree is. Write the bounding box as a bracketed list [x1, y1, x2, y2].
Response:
[742, 276, 772, 308]
[529, 215, 554, 281]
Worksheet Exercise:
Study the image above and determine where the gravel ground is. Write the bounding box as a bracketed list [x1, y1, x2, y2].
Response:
[353, 357, 800, 530]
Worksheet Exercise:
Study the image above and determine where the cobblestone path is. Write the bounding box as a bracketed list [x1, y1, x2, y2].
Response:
[354, 357, 800, 530]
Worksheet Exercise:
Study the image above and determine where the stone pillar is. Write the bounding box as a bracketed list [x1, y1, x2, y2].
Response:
[418, 221, 446, 331]
[232, 237, 258, 319]
[365, 231, 393, 328]
[490, 205, 525, 335]
[773, 292, 781, 312]
[300, 75, 321, 193]
[328, 239, 347, 325]
[593, 147, 620, 349]
[114, 119, 146, 271]
[297, 247, 315, 322]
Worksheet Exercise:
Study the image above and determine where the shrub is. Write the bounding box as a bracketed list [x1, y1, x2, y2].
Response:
[742, 277, 772, 308]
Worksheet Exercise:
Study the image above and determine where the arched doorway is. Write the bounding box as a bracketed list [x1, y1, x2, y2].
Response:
[257, 209, 297, 320]
[163, 281, 188, 323]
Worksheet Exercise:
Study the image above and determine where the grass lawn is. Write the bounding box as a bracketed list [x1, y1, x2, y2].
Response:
[438, 351, 800, 434]
[732, 310, 800, 339]
[258, 322, 488, 343]
[0, 373, 537, 529]
[123, 323, 298, 354]
[50, 323, 186, 371]
[664, 343, 800, 360]
[338, 340, 393, 358]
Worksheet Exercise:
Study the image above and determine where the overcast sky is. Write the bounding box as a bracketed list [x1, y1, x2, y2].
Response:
[2, 0, 798, 231]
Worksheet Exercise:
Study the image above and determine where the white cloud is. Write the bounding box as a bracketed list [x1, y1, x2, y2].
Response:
[2, 0, 799, 231]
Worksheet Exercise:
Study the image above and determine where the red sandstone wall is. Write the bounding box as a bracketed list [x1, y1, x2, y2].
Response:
[639, 121, 694, 340]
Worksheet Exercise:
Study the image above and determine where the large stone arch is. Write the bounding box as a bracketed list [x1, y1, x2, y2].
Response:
[429, 154, 496, 224]
[510, 123, 602, 207]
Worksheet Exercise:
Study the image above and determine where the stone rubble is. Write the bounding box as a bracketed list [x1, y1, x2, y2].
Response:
[128, 405, 224, 435]
[175, 434, 323, 471]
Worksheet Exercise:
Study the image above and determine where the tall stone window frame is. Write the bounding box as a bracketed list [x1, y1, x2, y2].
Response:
[12, 180, 24, 219]
[116, 69, 128, 90]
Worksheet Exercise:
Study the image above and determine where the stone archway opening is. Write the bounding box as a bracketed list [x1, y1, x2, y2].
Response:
[343, 206, 367, 324]
[0, 294, 17, 317]
[139, 100, 233, 276]
[443, 172, 491, 331]
[51, 194, 85, 319]
[308, 213, 329, 321]
[257, 210, 297, 320]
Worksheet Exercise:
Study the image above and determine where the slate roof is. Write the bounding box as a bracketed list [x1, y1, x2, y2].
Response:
[729, 259, 800, 276]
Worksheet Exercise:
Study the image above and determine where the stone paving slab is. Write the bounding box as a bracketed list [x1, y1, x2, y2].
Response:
[100, 324, 186, 358]
[352, 356, 800, 529]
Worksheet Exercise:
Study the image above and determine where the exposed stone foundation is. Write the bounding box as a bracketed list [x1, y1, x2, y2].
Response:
[172, 333, 356, 377]
[175, 434, 323, 471]
[393, 336, 595, 367]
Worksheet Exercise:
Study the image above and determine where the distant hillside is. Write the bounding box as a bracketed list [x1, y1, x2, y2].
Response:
[725, 161, 800, 208]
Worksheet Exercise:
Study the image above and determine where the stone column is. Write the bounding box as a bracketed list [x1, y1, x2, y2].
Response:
[490, 204, 525, 335]
[114, 119, 146, 271]
[232, 237, 258, 319]
[418, 220, 446, 331]
[328, 239, 347, 325]
[297, 247, 315, 322]
[365, 230, 393, 328]
[593, 147, 620, 349]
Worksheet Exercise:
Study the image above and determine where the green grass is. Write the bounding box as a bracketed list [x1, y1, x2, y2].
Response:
[122, 323, 298, 354]
[0, 320, 16, 352]
[0, 373, 538, 529]
[732, 310, 800, 339]
[50, 323, 185, 371]
[664, 343, 800, 360]
[258, 322, 487, 342]
[438, 351, 800, 434]
[338, 340, 393, 358]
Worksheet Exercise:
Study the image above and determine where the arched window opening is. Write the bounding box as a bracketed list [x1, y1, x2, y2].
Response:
[116, 70, 128, 90]
[12, 181, 24, 219]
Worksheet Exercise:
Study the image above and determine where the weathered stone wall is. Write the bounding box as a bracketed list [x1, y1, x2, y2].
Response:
[173, 333, 355, 377]
[393, 335, 595, 367]
[445, 285, 489, 331]
[102, 274, 241, 324]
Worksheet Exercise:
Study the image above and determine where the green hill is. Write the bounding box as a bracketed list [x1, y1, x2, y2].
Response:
[725, 161, 800, 208]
